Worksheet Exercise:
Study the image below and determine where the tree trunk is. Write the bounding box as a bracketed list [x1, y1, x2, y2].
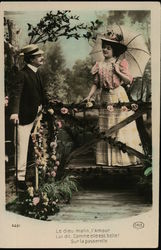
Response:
[5, 19, 21, 96]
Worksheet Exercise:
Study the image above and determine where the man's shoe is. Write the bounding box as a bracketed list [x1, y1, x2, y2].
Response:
[17, 180, 28, 191]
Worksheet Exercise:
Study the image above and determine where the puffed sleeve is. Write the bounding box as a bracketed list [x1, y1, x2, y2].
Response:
[119, 59, 133, 84]
[91, 62, 100, 88]
[91, 62, 99, 75]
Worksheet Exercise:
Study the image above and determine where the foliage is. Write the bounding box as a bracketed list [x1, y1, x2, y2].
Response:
[27, 10, 103, 44]
[62, 57, 94, 103]
[144, 166, 152, 177]
[6, 176, 78, 220]
[41, 175, 78, 203]
[40, 43, 70, 103]
[41, 43, 95, 104]
[96, 10, 150, 48]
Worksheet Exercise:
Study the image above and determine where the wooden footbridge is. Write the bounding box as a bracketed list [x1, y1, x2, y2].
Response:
[61, 101, 151, 178]
[5, 100, 151, 198]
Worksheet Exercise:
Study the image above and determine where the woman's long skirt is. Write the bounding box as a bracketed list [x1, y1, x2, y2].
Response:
[96, 86, 143, 166]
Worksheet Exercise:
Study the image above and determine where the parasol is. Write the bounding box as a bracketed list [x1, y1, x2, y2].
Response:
[90, 25, 151, 78]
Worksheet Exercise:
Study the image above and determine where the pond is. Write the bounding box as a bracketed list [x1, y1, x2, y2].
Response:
[50, 176, 152, 222]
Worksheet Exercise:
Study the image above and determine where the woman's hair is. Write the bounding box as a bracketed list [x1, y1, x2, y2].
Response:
[102, 40, 124, 58]
[111, 43, 123, 57]
[24, 54, 36, 64]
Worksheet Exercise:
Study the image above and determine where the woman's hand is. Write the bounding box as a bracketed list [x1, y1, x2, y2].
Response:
[121, 106, 128, 112]
[82, 84, 97, 103]
[82, 96, 91, 102]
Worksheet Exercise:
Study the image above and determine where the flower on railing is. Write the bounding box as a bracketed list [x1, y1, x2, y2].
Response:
[51, 171, 56, 177]
[57, 120, 62, 128]
[51, 154, 57, 161]
[61, 107, 69, 114]
[131, 103, 138, 111]
[53, 166, 58, 171]
[55, 160, 60, 166]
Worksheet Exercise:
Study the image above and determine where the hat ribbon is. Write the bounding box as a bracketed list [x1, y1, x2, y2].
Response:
[24, 48, 39, 55]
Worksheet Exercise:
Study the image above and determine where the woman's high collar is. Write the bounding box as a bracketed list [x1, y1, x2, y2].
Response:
[104, 57, 116, 63]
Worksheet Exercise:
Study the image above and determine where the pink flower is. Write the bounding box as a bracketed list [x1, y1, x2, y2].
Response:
[46, 172, 51, 176]
[5, 96, 8, 107]
[107, 105, 114, 112]
[57, 120, 62, 128]
[131, 103, 138, 111]
[51, 171, 56, 177]
[33, 197, 40, 206]
[51, 154, 56, 161]
[36, 158, 42, 165]
[50, 141, 57, 148]
[53, 166, 58, 171]
[61, 107, 69, 114]
[55, 161, 60, 166]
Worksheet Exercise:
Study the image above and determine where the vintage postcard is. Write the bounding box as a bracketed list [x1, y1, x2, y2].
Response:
[0, 1, 160, 248]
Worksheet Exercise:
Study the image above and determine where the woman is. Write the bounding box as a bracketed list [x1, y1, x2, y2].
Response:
[85, 34, 143, 166]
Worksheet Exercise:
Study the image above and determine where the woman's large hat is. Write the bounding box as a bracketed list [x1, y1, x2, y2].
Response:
[100, 30, 127, 56]
[20, 44, 44, 56]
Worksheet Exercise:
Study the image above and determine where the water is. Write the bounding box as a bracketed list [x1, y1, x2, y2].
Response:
[51, 178, 152, 222]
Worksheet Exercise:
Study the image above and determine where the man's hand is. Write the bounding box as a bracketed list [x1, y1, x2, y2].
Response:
[10, 114, 19, 124]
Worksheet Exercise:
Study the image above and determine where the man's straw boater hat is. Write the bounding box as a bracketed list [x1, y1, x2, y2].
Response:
[100, 30, 127, 56]
[20, 44, 44, 56]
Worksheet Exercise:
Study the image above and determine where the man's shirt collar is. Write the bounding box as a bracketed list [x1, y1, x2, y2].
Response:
[27, 64, 38, 73]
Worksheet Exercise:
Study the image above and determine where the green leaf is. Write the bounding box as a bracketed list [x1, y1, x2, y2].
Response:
[27, 23, 32, 31]
[144, 167, 152, 176]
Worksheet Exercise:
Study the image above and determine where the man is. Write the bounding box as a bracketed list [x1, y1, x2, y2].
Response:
[9, 44, 46, 190]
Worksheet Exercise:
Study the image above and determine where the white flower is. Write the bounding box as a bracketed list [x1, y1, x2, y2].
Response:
[27, 186, 34, 197]
[48, 108, 54, 115]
